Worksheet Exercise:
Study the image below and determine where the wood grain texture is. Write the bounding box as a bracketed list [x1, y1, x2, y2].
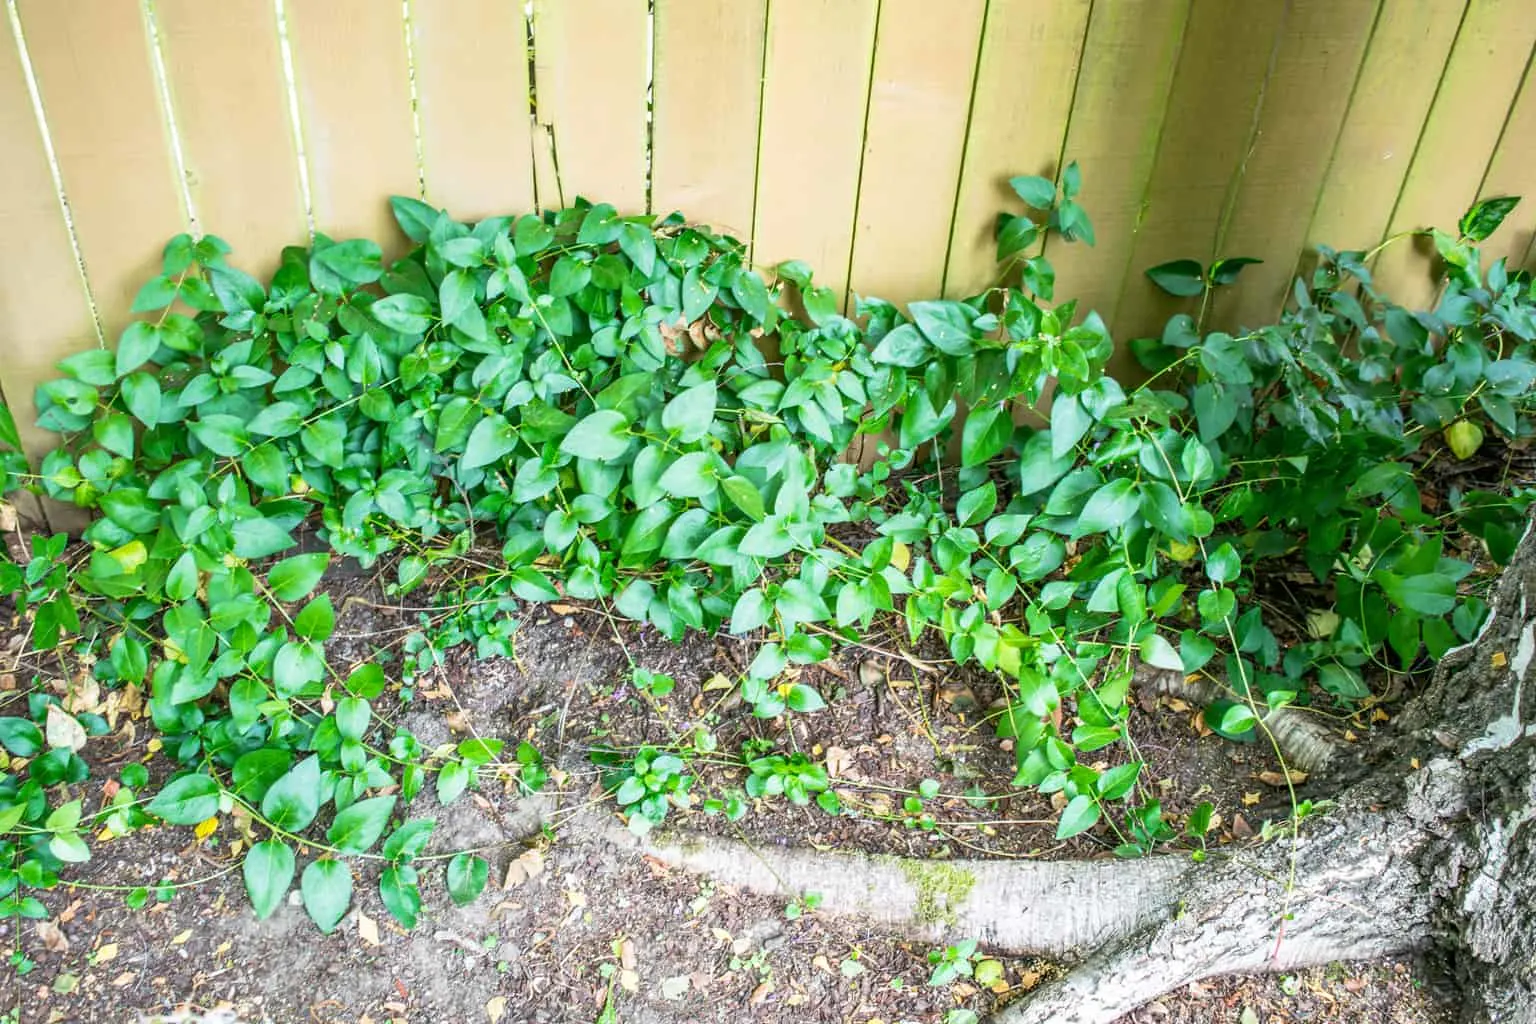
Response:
[284, 0, 418, 247]
[944, 0, 1092, 300]
[16, 0, 186, 339]
[846, 0, 985, 305]
[0, 15, 97, 529]
[751, 0, 878, 302]
[1306, 0, 1464, 256]
[652, 0, 767, 239]
[411, 0, 536, 222]
[1211, 0, 1380, 330]
[1473, 46, 1536, 270]
[1373, 0, 1536, 307]
[1109, 1, 1287, 348]
[1044, 0, 1190, 328]
[155, 0, 308, 278]
[531, 0, 649, 213]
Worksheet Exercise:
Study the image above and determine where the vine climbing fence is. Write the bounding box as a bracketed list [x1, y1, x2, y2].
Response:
[2, 0, 1536, 534]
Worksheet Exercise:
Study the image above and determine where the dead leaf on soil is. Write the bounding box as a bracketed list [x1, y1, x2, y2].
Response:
[824, 746, 853, 777]
[1257, 769, 1308, 787]
[485, 996, 507, 1023]
[502, 848, 545, 888]
[94, 942, 118, 963]
[619, 970, 638, 993]
[358, 912, 381, 946]
[45, 705, 86, 752]
[1241, 791, 1261, 806]
[35, 920, 67, 953]
[749, 980, 774, 1006]
[170, 929, 193, 946]
[1232, 814, 1253, 838]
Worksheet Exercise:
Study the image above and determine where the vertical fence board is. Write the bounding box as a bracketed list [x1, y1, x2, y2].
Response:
[1044, 0, 1190, 328]
[1373, 0, 1536, 307]
[1306, 1, 1463, 260]
[751, 0, 878, 301]
[944, 0, 1092, 301]
[652, 0, 766, 239]
[1212, 0, 1380, 329]
[531, 0, 649, 213]
[285, 1, 417, 246]
[845, 0, 984, 305]
[0, 20, 97, 528]
[411, 0, 536, 222]
[1474, 53, 1536, 269]
[1109, 2, 1287, 347]
[16, 0, 186, 340]
[155, 0, 308, 278]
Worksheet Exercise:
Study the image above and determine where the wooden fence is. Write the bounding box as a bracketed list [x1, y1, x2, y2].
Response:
[3, 0, 1536, 531]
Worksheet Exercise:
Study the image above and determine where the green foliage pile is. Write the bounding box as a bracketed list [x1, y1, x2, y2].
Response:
[0, 165, 1532, 936]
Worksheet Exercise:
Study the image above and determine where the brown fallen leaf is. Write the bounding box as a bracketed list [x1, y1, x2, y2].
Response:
[45, 705, 86, 753]
[485, 995, 507, 1023]
[1241, 791, 1261, 806]
[824, 745, 854, 777]
[502, 848, 545, 888]
[1232, 813, 1253, 838]
[94, 942, 118, 963]
[619, 938, 636, 970]
[35, 920, 68, 953]
[1257, 769, 1308, 787]
[749, 980, 774, 1006]
[358, 912, 381, 947]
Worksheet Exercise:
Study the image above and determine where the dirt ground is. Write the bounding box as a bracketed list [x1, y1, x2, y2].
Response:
[5, 581, 1454, 1024]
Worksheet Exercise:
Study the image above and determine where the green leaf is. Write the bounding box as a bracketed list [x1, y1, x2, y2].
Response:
[561, 410, 632, 460]
[1096, 762, 1142, 801]
[439, 269, 485, 340]
[379, 865, 422, 928]
[721, 475, 765, 521]
[326, 795, 396, 854]
[248, 401, 304, 438]
[960, 404, 1010, 467]
[908, 300, 975, 355]
[1145, 259, 1206, 297]
[1075, 478, 1139, 536]
[115, 322, 162, 378]
[435, 396, 478, 452]
[243, 841, 295, 920]
[1205, 543, 1241, 585]
[0, 717, 44, 757]
[657, 451, 716, 499]
[445, 853, 489, 907]
[1205, 700, 1256, 741]
[1009, 174, 1057, 210]
[381, 819, 437, 862]
[147, 773, 220, 825]
[1055, 794, 1100, 839]
[312, 239, 383, 292]
[93, 413, 134, 458]
[390, 195, 440, 243]
[1379, 572, 1457, 616]
[785, 683, 827, 713]
[1459, 195, 1520, 242]
[268, 553, 329, 602]
[300, 859, 353, 934]
[189, 415, 249, 457]
[1140, 633, 1183, 671]
[463, 413, 517, 469]
[261, 755, 322, 831]
[371, 293, 434, 334]
[661, 382, 717, 442]
[437, 760, 471, 805]
[870, 323, 929, 367]
[293, 594, 336, 641]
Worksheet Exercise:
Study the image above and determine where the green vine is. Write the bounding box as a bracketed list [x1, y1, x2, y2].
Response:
[0, 166, 1532, 941]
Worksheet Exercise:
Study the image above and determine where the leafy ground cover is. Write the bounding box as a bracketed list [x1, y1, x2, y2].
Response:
[0, 166, 1532, 1021]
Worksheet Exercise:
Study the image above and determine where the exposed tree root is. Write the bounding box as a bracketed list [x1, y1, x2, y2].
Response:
[576, 526, 1536, 1023]
[1143, 668, 1344, 775]
[617, 826, 1188, 957]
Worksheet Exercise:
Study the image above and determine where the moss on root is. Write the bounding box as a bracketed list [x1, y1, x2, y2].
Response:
[895, 858, 977, 927]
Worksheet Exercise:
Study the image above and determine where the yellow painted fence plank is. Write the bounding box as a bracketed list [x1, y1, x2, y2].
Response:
[16, 0, 186, 340]
[411, 0, 536, 221]
[944, 0, 1092, 301]
[846, 0, 984, 305]
[285, 0, 418, 247]
[1044, 0, 1191, 328]
[751, 0, 878, 302]
[531, 0, 650, 213]
[651, 0, 767, 239]
[1373, 0, 1536, 307]
[155, 0, 308, 279]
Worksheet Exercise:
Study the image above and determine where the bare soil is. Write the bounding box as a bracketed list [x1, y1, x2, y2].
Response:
[4, 577, 1452, 1024]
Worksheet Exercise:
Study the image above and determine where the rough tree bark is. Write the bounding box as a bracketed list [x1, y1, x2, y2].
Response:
[631, 523, 1536, 1023]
